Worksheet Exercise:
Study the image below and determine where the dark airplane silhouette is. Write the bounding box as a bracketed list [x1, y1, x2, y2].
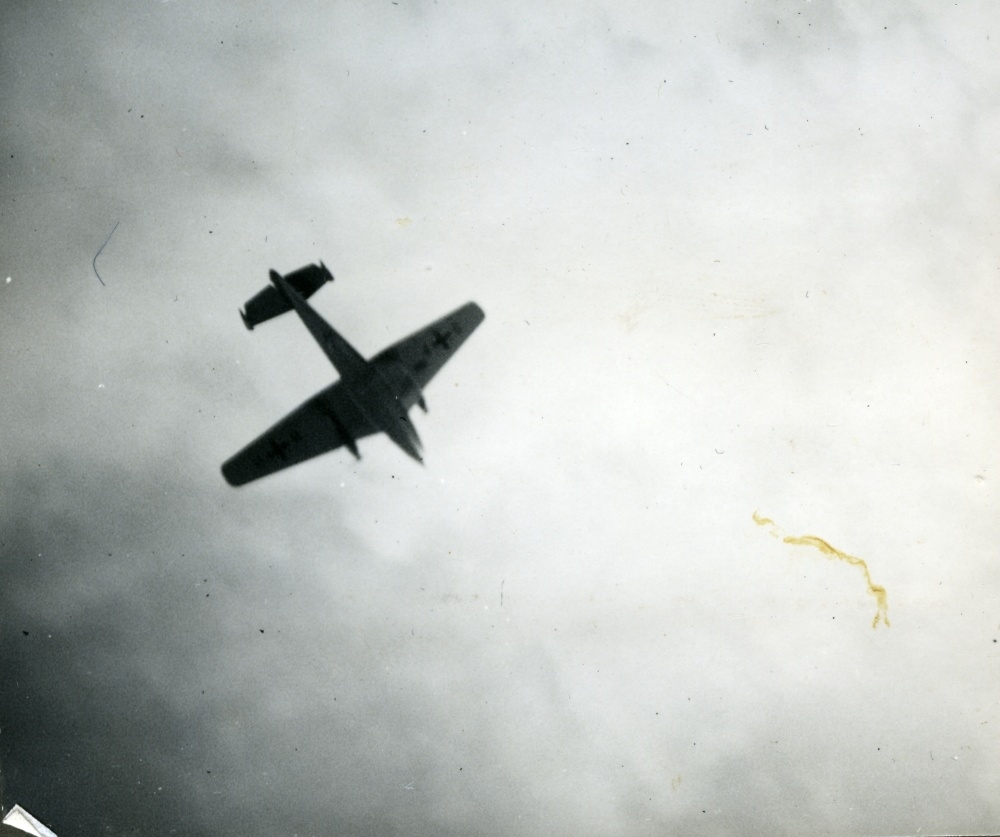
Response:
[222, 264, 484, 486]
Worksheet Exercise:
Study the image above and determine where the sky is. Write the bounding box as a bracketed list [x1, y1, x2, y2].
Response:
[1, 1, 999, 835]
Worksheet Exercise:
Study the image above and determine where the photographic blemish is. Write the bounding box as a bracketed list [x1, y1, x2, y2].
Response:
[753, 511, 890, 628]
[92, 220, 119, 286]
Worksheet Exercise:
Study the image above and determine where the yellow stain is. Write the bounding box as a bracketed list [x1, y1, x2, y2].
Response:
[753, 511, 890, 629]
[396, 217, 412, 227]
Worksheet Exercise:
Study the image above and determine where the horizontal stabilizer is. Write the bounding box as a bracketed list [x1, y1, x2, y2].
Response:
[239, 262, 333, 329]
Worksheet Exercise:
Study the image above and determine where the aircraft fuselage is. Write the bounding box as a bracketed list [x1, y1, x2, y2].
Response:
[270, 269, 424, 462]
[339, 362, 423, 462]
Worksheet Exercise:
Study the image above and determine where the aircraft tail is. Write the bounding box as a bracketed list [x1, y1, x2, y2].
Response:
[239, 262, 333, 329]
[269, 268, 369, 381]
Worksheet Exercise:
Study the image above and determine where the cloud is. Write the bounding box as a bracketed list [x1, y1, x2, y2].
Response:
[3, 2, 999, 835]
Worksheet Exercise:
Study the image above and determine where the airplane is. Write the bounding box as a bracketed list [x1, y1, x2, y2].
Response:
[221, 263, 485, 486]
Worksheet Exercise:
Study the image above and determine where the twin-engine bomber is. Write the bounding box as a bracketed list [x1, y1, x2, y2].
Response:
[221, 263, 484, 486]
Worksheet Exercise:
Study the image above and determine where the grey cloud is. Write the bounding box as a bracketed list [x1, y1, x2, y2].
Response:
[4, 2, 999, 835]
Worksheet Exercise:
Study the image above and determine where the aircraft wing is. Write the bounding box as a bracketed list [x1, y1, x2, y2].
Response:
[370, 302, 485, 410]
[221, 381, 376, 486]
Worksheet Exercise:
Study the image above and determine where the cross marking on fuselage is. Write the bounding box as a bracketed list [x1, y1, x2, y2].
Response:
[268, 436, 293, 461]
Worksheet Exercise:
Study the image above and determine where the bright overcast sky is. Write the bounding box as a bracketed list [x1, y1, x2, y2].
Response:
[2, 2, 999, 835]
